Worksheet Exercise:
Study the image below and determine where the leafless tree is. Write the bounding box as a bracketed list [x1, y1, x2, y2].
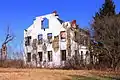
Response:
[0, 26, 14, 60]
[91, 15, 120, 70]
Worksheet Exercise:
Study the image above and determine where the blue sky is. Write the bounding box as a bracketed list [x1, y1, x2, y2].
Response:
[0, 0, 120, 51]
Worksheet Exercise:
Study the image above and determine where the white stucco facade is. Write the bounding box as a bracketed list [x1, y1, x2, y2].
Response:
[23, 11, 90, 68]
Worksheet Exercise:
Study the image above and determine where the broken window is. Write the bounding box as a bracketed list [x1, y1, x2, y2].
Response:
[47, 33, 52, 43]
[27, 53, 31, 62]
[48, 51, 52, 62]
[61, 50, 66, 61]
[25, 36, 31, 46]
[38, 52, 42, 62]
[38, 34, 43, 44]
[60, 31, 66, 41]
[41, 18, 49, 29]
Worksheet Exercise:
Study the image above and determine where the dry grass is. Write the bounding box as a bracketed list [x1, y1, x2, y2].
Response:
[0, 68, 119, 80]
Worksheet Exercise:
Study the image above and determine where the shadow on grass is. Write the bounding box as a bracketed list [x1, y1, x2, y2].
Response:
[68, 75, 120, 80]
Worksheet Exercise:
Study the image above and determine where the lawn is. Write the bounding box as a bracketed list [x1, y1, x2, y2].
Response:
[0, 68, 119, 80]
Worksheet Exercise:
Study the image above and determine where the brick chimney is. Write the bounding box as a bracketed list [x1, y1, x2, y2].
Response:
[71, 20, 77, 28]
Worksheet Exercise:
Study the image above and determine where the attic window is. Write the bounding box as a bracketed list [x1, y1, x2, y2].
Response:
[41, 18, 49, 29]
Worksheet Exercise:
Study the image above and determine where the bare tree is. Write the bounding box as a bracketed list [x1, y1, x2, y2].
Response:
[91, 15, 120, 70]
[0, 26, 14, 60]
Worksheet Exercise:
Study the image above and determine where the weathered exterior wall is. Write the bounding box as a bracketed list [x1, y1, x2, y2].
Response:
[23, 12, 90, 68]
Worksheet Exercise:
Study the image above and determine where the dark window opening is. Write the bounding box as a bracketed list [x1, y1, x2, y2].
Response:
[86, 51, 89, 55]
[25, 36, 31, 46]
[75, 50, 78, 57]
[27, 53, 31, 62]
[48, 51, 52, 62]
[47, 33, 52, 43]
[61, 50, 66, 61]
[60, 31, 66, 41]
[38, 34, 43, 44]
[81, 51, 83, 61]
[41, 18, 49, 29]
[38, 52, 42, 62]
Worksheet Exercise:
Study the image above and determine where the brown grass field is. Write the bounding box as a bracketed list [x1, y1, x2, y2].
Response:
[0, 68, 120, 80]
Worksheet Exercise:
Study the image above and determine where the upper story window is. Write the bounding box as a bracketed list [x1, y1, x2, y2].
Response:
[60, 31, 66, 42]
[38, 34, 43, 45]
[47, 33, 52, 43]
[25, 36, 31, 46]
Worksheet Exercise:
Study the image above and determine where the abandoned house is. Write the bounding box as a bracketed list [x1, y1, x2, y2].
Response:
[24, 11, 90, 68]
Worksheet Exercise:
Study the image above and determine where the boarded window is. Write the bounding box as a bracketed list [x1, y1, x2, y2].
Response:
[38, 52, 42, 62]
[52, 36, 59, 52]
[61, 50, 66, 61]
[25, 36, 31, 46]
[27, 53, 31, 62]
[47, 33, 52, 43]
[48, 51, 52, 62]
[38, 34, 43, 44]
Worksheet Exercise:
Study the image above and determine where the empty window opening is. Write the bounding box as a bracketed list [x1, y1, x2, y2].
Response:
[48, 51, 52, 62]
[86, 51, 89, 56]
[25, 36, 31, 46]
[61, 50, 66, 61]
[75, 50, 78, 57]
[27, 53, 31, 62]
[38, 52, 43, 62]
[41, 18, 49, 29]
[38, 34, 43, 44]
[47, 33, 52, 43]
[81, 51, 83, 61]
[60, 31, 66, 41]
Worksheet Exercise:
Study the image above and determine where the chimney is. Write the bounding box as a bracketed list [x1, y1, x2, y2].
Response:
[71, 20, 77, 28]
[52, 10, 58, 16]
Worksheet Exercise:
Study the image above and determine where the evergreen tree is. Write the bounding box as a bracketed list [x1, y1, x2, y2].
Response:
[94, 0, 116, 19]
